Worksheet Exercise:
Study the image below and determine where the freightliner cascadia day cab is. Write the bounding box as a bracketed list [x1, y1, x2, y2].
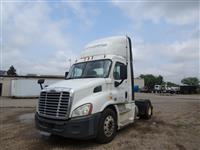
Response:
[35, 36, 153, 143]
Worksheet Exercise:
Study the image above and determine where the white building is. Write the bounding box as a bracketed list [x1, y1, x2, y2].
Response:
[0, 75, 63, 98]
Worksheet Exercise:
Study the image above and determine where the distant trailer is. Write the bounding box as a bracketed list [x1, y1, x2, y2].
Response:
[180, 85, 197, 94]
[0, 75, 64, 97]
[11, 79, 61, 98]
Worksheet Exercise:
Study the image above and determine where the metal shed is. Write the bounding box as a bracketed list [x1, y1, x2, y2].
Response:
[0, 75, 64, 98]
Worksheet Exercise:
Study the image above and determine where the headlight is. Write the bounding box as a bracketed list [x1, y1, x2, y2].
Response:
[72, 103, 93, 117]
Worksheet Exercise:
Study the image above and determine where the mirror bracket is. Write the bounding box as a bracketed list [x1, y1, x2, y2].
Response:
[114, 79, 125, 87]
[38, 79, 45, 89]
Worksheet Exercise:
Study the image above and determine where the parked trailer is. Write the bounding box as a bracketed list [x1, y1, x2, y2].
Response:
[11, 79, 61, 98]
[180, 85, 197, 94]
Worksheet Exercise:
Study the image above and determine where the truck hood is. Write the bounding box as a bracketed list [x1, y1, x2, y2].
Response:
[45, 78, 106, 92]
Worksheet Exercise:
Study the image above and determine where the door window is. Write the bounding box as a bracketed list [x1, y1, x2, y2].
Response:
[113, 62, 127, 80]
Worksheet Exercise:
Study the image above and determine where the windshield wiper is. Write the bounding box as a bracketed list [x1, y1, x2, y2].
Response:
[66, 77, 83, 79]
[82, 75, 101, 78]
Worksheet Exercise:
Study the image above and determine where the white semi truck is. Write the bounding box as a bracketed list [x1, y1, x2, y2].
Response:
[35, 36, 153, 143]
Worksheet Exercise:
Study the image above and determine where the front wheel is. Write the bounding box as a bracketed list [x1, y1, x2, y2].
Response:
[96, 108, 117, 143]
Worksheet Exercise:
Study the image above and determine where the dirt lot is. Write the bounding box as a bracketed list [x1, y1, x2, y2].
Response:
[0, 93, 200, 150]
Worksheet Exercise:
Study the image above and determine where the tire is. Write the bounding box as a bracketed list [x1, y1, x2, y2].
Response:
[96, 108, 117, 143]
[142, 102, 153, 119]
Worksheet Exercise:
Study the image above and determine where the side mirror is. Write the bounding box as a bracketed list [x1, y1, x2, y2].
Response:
[65, 72, 68, 79]
[120, 65, 127, 80]
[38, 79, 45, 89]
[38, 79, 44, 84]
[114, 64, 127, 87]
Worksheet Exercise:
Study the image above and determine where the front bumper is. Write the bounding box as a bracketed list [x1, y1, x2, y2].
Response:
[35, 112, 101, 139]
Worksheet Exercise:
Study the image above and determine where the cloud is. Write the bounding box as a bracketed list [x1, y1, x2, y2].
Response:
[2, 1, 199, 84]
[111, 0, 199, 25]
[164, 38, 199, 62]
[59, 1, 99, 30]
[111, 1, 199, 83]
[2, 2, 77, 75]
[30, 50, 77, 75]
[133, 38, 199, 83]
[66, 1, 93, 28]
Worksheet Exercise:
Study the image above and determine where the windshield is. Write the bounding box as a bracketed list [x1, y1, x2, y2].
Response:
[67, 60, 111, 79]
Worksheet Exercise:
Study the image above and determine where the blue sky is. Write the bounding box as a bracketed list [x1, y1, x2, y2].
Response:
[1, 0, 199, 83]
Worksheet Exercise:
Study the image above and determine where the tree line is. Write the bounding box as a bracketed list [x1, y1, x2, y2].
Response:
[140, 74, 200, 91]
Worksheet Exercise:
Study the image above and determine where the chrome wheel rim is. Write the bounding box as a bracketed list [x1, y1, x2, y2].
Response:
[104, 115, 115, 137]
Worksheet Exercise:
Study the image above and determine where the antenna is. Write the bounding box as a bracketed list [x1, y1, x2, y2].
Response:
[125, 34, 128, 64]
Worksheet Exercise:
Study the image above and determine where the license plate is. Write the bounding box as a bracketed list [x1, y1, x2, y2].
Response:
[40, 121, 54, 128]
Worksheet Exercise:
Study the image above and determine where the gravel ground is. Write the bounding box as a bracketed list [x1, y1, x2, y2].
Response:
[0, 93, 200, 150]
[0, 97, 36, 108]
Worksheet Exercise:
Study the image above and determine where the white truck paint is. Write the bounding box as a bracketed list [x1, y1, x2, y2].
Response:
[35, 36, 153, 143]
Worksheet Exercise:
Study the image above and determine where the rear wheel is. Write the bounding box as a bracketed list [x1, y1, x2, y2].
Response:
[136, 100, 153, 120]
[96, 108, 117, 143]
[142, 102, 153, 119]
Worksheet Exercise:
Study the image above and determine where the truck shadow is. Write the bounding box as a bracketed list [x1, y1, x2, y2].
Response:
[32, 118, 159, 150]
[36, 135, 101, 150]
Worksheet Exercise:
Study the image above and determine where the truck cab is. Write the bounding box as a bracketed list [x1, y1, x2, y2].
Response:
[35, 36, 153, 143]
[154, 85, 162, 93]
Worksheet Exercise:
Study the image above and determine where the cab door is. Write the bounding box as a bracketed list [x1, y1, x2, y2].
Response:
[113, 62, 128, 103]
[113, 62, 135, 127]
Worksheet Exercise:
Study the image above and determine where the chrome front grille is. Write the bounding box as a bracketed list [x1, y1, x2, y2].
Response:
[38, 91, 71, 119]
